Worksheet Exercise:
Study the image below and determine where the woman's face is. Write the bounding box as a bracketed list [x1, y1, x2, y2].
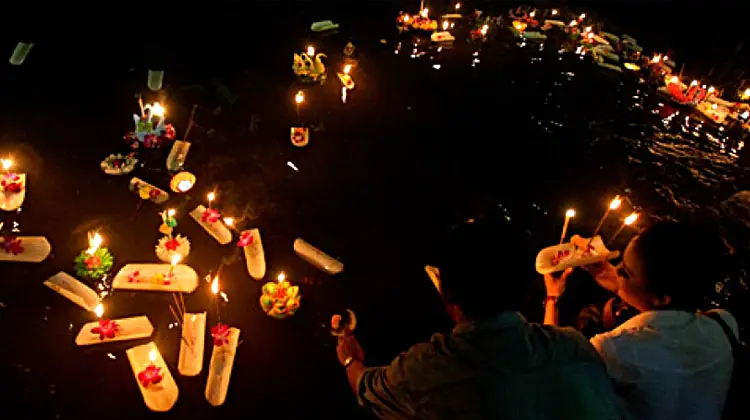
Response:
[615, 238, 670, 311]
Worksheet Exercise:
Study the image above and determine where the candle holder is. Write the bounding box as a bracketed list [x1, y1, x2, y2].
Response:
[74, 248, 114, 281]
[259, 280, 301, 319]
[169, 172, 196, 193]
[100, 153, 138, 175]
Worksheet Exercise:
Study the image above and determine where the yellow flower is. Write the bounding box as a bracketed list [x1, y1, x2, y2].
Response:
[139, 186, 152, 199]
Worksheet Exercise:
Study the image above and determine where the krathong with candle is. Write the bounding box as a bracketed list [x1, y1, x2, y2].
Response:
[155, 209, 190, 263]
[591, 195, 622, 239]
[294, 89, 305, 122]
[536, 234, 620, 275]
[76, 315, 154, 346]
[337, 64, 355, 90]
[205, 321, 240, 406]
[291, 126, 310, 147]
[169, 171, 196, 193]
[112, 263, 199, 293]
[0, 158, 26, 212]
[610, 213, 639, 242]
[124, 100, 176, 149]
[100, 153, 138, 175]
[75, 232, 114, 281]
[397, 10, 437, 32]
[292, 47, 327, 84]
[259, 272, 301, 319]
[190, 196, 232, 245]
[127, 342, 178, 412]
[330, 309, 358, 337]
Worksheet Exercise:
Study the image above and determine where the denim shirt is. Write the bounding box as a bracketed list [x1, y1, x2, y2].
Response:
[357, 312, 622, 420]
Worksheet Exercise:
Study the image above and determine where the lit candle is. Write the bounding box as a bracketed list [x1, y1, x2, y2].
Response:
[295, 90, 305, 122]
[341, 87, 347, 103]
[168, 253, 182, 278]
[151, 102, 165, 126]
[94, 302, 104, 318]
[690, 80, 699, 87]
[591, 196, 622, 239]
[211, 275, 220, 321]
[530, 11, 535, 18]
[306, 45, 315, 56]
[420, 8, 429, 18]
[138, 96, 146, 118]
[579, 13, 586, 19]
[443, 20, 449, 30]
[552, 9, 558, 15]
[207, 192, 216, 209]
[222, 217, 234, 227]
[149, 349, 157, 365]
[560, 209, 576, 245]
[455, 2, 461, 10]
[481, 25, 489, 36]
[1, 158, 12, 173]
[178, 180, 193, 192]
[277, 271, 286, 283]
[609, 213, 639, 242]
[403, 14, 410, 22]
[87, 232, 103, 255]
[670, 76, 679, 84]
[343, 64, 352, 75]
[584, 26, 591, 33]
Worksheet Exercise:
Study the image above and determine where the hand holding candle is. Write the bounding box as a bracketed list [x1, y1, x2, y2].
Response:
[609, 213, 639, 243]
[560, 209, 576, 245]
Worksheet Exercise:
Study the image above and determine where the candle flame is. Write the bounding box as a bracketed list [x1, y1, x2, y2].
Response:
[691, 80, 698, 86]
[708, 86, 715, 93]
[177, 180, 193, 192]
[552, 9, 558, 15]
[609, 196, 623, 210]
[670, 76, 679, 84]
[579, 13, 586, 19]
[1, 158, 12, 171]
[295, 90, 305, 104]
[420, 8, 429, 18]
[211, 276, 219, 295]
[277, 272, 286, 282]
[651, 54, 662, 64]
[442, 20, 449, 30]
[404, 14, 410, 22]
[207, 192, 216, 202]
[170, 253, 182, 266]
[624, 213, 639, 226]
[306, 45, 315, 56]
[530, 11, 535, 18]
[455, 2, 461, 10]
[584, 26, 591, 33]
[343, 64, 352, 75]
[87, 232, 103, 255]
[167, 209, 176, 217]
[663, 56, 669, 62]
[587, 32, 594, 39]
[568, 20, 577, 27]
[222, 217, 234, 226]
[151, 102, 165, 118]
[743, 88, 750, 98]
[566, 209, 576, 218]
[149, 349, 157, 363]
[481, 25, 489, 35]
[94, 303, 104, 318]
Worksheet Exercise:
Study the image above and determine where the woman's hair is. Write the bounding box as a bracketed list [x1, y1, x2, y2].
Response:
[631, 221, 728, 311]
[437, 217, 535, 319]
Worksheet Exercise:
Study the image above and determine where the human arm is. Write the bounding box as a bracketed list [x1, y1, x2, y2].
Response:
[337, 332, 366, 393]
[543, 268, 573, 325]
[582, 260, 619, 294]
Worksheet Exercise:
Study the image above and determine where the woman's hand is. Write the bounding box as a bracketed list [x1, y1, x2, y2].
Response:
[582, 260, 619, 293]
[337, 332, 365, 366]
[544, 267, 573, 297]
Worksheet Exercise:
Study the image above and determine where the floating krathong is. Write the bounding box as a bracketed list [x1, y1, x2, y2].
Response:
[130, 178, 170, 204]
[126, 343, 178, 412]
[535, 235, 620, 275]
[239, 229, 266, 280]
[260, 274, 301, 319]
[155, 234, 191, 263]
[74, 233, 113, 281]
[293, 49, 327, 84]
[75, 316, 154, 346]
[44, 272, 100, 312]
[0, 235, 50, 262]
[0, 172, 26, 211]
[101, 153, 138, 175]
[166, 140, 190, 172]
[113, 264, 199, 293]
[205, 324, 240, 406]
[124, 100, 176, 149]
[290, 127, 309, 147]
[294, 238, 343, 274]
[190, 205, 232, 245]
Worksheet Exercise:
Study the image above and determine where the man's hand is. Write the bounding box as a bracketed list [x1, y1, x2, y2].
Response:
[337, 332, 365, 366]
[582, 260, 619, 293]
[544, 267, 573, 297]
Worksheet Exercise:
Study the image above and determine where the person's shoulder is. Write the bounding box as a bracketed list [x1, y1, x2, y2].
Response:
[704, 308, 740, 338]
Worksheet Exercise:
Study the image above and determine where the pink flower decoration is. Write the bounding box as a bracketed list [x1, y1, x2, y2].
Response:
[143, 133, 158, 148]
[164, 125, 176, 139]
[128, 271, 140, 283]
[137, 365, 163, 387]
[202, 208, 220, 223]
[90, 319, 120, 340]
[164, 238, 180, 251]
[149, 189, 160, 199]
[237, 231, 254, 247]
[211, 323, 231, 347]
[1, 174, 23, 193]
[0, 236, 23, 255]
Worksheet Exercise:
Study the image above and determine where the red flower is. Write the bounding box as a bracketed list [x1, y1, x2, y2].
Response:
[84, 255, 101, 269]
[128, 270, 140, 283]
[164, 125, 176, 139]
[237, 231, 254, 247]
[144, 134, 157, 148]
[137, 365, 163, 387]
[1, 236, 23, 255]
[1, 174, 23, 193]
[149, 189, 160, 198]
[211, 323, 231, 346]
[90, 319, 120, 340]
[164, 238, 180, 251]
[112, 159, 124, 168]
[202, 208, 220, 223]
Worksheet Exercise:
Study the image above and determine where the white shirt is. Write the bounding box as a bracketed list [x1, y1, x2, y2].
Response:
[591, 309, 737, 420]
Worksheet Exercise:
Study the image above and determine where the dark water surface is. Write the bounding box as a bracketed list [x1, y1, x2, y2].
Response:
[1, 4, 749, 419]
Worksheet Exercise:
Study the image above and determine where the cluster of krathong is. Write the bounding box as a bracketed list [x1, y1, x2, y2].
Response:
[124, 101, 176, 149]
[259, 273, 301, 319]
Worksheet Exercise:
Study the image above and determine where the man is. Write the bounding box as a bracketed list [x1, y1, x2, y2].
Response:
[338, 218, 622, 419]
[544, 221, 738, 420]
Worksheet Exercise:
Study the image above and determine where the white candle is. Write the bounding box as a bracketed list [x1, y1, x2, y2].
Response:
[207, 192, 216, 209]
[560, 209, 576, 244]
[610, 213, 639, 242]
